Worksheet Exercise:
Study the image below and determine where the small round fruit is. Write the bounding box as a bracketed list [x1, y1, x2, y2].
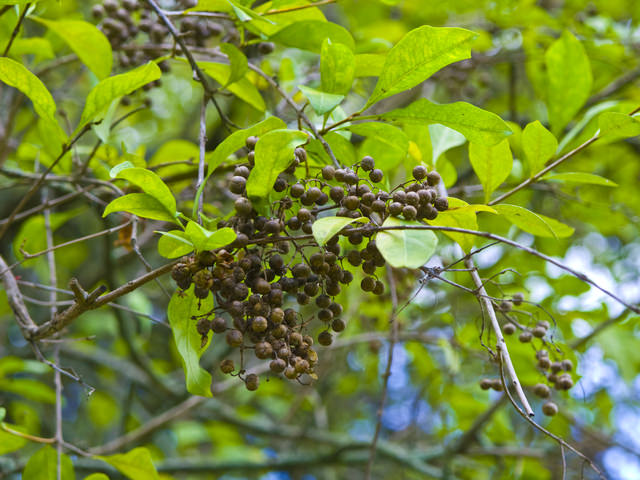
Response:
[369, 169, 383, 183]
[518, 331, 532, 343]
[270, 358, 287, 373]
[426, 171, 441, 186]
[500, 300, 513, 312]
[503, 323, 516, 335]
[245, 373, 259, 391]
[512, 292, 525, 306]
[220, 359, 234, 374]
[532, 326, 547, 338]
[361, 155, 375, 171]
[533, 383, 551, 398]
[412, 165, 428, 180]
[318, 330, 333, 346]
[479, 378, 492, 390]
[561, 359, 573, 371]
[226, 329, 243, 347]
[542, 401, 558, 417]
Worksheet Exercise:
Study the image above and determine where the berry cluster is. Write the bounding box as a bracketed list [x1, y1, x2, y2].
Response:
[482, 295, 575, 417]
[171, 135, 447, 390]
[92, 0, 224, 70]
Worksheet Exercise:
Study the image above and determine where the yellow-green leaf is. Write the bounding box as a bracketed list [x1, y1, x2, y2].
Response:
[0, 57, 62, 139]
[377, 216, 438, 268]
[31, 17, 112, 79]
[23, 446, 74, 480]
[298, 85, 344, 115]
[97, 447, 159, 480]
[312, 216, 367, 246]
[542, 172, 617, 187]
[545, 31, 592, 135]
[469, 139, 513, 203]
[103, 193, 178, 224]
[598, 112, 640, 142]
[320, 39, 355, 94]
[167, 287, 214, 397]
[79, 62, 161, 130]
[365, 26, 476, 108]
[198, 61, 265, 111]
[246, 129, 308, 198]
[522, 120, 557, 176]
[382, 99, 511, 146]
[494, 204, 574, 238]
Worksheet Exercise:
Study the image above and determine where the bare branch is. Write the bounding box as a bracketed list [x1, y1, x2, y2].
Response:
[365, 266, 400, 479]
[465, 257, 535, 417]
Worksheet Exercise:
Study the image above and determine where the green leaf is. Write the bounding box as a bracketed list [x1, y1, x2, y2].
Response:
[31, 17, 112, 80]
[23, 446, 74, 480]
[542, 172, 618, 187]
[598, 112, 640, 141]
[185, 221, 236, 251]
[298, 85, 344, 115]
[312, 216, 367, 246]
[220, 42, 249, 87]
[377, 217, 438, 268]
[197, 61, 265, 111]
[10, 37, 55, 61]
[13, 208, 83, 262]
[112, 166, 177, 219]
[157, 230, 194, 258]
[0, 378, 55, 403]
[167, 287, 214, 397]
[354, 53, 386, 78]
[270, 20, 354, 53]
[0, 0, 44, 3]
[246, 129, 308, 197]
[545, 30, 592, 135]
[347, 122, 408, 171]
[97, 447, 159, 480]
[320, 39, 355, 94]
[429, 199, 495, 253]
[522, 120, 557, 175]
[430, 124, 466, 164]
[103, 193, 179, 224]
[0, 407, 5, 421]
[381, 99, 511, 146]
[79, 62, 161, 130]
[0, 57, 62, 138]
[83, 475, 111, 480]
[0, 424, 27, 455]
[194, 117, 285, 216]
[493, 204, 574, 238]
[365, 26, 476, 108]
[469, 139, 512, 203]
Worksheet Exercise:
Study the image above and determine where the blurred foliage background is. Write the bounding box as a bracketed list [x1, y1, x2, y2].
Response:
[1, 0, 640, 479]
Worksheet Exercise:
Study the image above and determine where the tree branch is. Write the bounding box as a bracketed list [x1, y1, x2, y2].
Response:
[465, 257, 534, 417]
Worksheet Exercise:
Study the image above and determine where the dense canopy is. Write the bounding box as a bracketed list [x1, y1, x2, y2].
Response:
[1, 1, 640, 479]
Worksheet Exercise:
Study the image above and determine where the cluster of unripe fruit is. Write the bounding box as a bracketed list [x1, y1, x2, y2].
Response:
[481, 293, 575, 417]
[170, 134, 447, 390]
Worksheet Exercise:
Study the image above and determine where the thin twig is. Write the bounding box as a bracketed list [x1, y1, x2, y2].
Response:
[364, 266, 399, 479]
[26, 261, 177, 341]
[144, 0, 238, 129]
[498, 356, 606, 480]
[2, 3, 30, 57]
[197, 93, 207, 222]
[489, 133, 599, 205]
[0, 123, 93, 241]
[247, 63, 340, 166]
[465, 257, 534, 417]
